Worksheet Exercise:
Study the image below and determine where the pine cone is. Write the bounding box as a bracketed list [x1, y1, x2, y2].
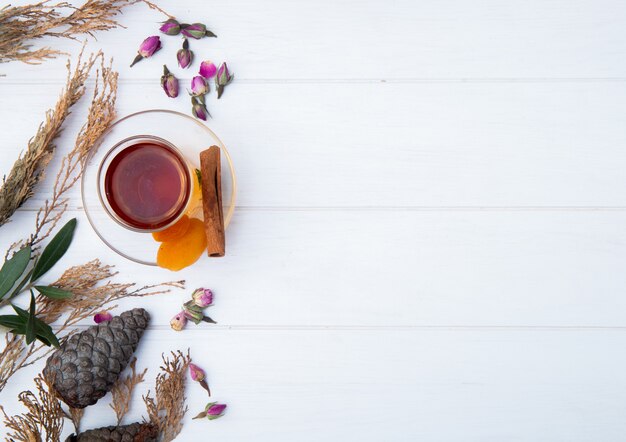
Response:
[66, 422, 158, 442]
[43, 308, 150, 408]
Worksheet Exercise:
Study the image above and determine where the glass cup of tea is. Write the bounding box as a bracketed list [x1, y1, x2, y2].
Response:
[97, 135, 193, 232]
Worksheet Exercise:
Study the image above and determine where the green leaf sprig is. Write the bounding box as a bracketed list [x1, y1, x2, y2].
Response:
[0, 218, 77, 347]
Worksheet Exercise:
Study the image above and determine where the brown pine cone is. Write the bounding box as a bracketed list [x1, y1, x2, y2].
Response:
[43, 308, 150, 408]
[65, 422, 158, 442]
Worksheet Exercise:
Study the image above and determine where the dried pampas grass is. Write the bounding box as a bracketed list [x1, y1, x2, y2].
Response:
[0, 48, 95, 227]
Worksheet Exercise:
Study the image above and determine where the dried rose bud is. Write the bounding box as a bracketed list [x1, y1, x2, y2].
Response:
[130, 36, 161, 67]
[94, 311, 112, 324]
[215, 62, 233, 99]
[160, 19, 181, 36]
[189, 363, 206, 382]
[189, 362, 212, 394]
[183, 300, 204, 324]
[161, 65, 179, 98]
[177, 38, 193, 69]
[191, 96, 210, 121]
[170, 311, 187, 331]
[181, 23, 216, 39]
[199, 60, 217, 79]
[190, 76, 208, 96]
[192, 288, 213, 308]
[193, 402, 227, 420]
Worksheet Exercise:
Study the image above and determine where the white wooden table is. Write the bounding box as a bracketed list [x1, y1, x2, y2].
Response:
[2, 1, 626, 440]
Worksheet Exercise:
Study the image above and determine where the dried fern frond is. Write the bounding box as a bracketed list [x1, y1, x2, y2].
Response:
[0, 48, 95, 227]
[0, 0, 172, 64]
[111, 357, 147, 425]
[144, 350, 190, 442]
[0, 374, 65, 441]
[0, 258, 185, 393]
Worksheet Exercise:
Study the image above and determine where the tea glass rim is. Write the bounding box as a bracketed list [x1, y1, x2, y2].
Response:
[96, 134, 193, 233]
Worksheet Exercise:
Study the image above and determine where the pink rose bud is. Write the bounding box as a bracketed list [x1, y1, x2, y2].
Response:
[181, 23, 216, 39]
[94, 311, 112, 324]
[191, 96, 209, 121]
[130, 36, 161, 67]
[192, 288, 214, 308]
[160, 19, 181, 36]
[189, 363, 206, 382]
[215, 62, 233, 99]
[207, 403, 227, 419]
[161, 65, 179, 98]
[177, 38, 193, 69]
[170, 311, 187, 331]
[190, 76, 208, 96]
[193, 402, 227, 420]
[199, 60, 217, 79]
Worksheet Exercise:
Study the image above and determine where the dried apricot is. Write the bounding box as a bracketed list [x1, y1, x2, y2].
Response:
[156, 218, 207, 271]
[152, 215, 191, 242]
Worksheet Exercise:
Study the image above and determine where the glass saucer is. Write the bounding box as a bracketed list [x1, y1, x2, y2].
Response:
[81, 109, 236, 266]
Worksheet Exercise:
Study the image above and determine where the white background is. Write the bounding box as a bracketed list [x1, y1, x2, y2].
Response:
[1, 1, 626, 440]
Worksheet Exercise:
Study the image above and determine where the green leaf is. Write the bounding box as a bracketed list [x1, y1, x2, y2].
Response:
[0, 314, 26, 330]
[11, 303, 59, 348]
[0, 246, 31, 299]
[31, 218, 76, 282]
[33, 318, 58, 348]
[34, 285, 73, 299]
[25, 291, 36, 345]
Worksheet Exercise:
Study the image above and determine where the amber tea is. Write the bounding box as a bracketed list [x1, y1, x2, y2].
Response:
[102, 138, 191, 231]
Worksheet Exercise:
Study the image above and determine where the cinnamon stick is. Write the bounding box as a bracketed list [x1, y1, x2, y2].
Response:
[200, 146, 225, 257]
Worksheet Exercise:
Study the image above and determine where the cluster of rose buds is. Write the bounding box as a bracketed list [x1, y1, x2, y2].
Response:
[170, 288, 216, 331]
[130, 17, 234, 120]
[159, 19, 217, 39]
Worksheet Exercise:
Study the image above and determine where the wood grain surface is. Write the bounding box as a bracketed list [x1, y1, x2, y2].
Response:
[1, 1, 625, 440]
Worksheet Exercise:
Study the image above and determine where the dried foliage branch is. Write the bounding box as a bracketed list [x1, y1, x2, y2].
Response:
[110, 357, 147, 425]
[0, 48, 95, 227]
[67, 406, 85, 433]
[144, 350, 191, 442]
[0, 0, 172, 64]
[0, 259, 185, 393]
[26, 53, 118, 251]
[0, 373, 65, 441]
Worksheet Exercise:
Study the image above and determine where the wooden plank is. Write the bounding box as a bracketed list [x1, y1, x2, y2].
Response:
[2, 209, 625, 327]
[2, 0, 626, 81]
[2, 328, 626, 441]
[1, 81, 626, 208]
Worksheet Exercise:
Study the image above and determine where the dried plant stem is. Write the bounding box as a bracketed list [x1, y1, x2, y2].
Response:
[144, 350, 191, 442]
[110, 357, 147, 425]
[0, 48, 95, 227]
[0, 0, 172, 64]
[0, 374, 65, 441]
